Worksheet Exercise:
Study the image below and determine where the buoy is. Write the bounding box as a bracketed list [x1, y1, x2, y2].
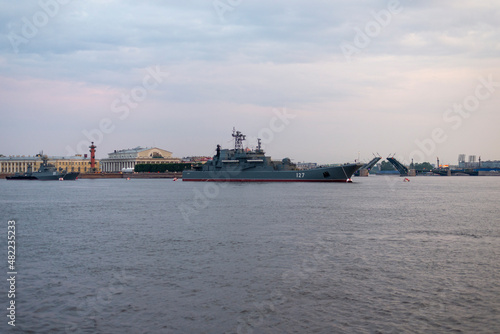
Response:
[126, 177, 130, 180]
[59, 177, 64, 181]
[173, 177, 178, 181]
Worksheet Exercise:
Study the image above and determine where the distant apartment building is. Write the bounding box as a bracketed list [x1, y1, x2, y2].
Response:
[100, 147, 181, 172]
[458, 154, 500, 169]
[479, 160, 500, 168]
[0, 155, 99, 174]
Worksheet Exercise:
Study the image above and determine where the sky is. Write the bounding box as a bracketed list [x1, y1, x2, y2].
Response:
[1, 0, 499, 165]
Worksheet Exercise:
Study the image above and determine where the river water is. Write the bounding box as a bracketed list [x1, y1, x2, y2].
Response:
[0, 176, 499, 333]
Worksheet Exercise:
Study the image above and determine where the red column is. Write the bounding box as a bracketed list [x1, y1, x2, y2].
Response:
[89, 142, 96, 171]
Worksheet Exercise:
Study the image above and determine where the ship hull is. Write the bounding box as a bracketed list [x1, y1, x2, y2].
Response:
[63, 172, 79, 180]
[5, 175, 38, 180]
[6, 172, 80, 180]
[33, 174, 64, 180]
[182, 164, 362, 182]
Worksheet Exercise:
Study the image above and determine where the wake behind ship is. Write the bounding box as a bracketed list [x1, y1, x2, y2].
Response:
[182, 129, 362, 182]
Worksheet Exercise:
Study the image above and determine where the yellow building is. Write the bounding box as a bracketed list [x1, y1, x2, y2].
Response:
[0, 156, 41, 174]
[0, 155, 100, 174]
[100, 147, 181, 172]
[51, 155, 100, 173]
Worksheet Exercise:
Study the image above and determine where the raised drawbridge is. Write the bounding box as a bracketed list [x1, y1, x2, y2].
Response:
[386, 155, 409, 176]
[355, 155, 382, 176]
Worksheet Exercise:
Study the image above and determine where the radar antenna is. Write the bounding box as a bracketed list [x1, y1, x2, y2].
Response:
[232, 127, 246, 152]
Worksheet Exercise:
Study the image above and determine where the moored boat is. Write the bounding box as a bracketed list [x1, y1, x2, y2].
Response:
[6, 156, 79, 181]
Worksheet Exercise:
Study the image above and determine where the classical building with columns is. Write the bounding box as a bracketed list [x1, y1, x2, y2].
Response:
[0, 155, 100, 174]
[100, 147, 181, 172]
[0, 156, 41, 174]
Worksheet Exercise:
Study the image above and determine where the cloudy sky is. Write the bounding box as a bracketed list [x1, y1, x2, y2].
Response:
[1, 0, 499, 164]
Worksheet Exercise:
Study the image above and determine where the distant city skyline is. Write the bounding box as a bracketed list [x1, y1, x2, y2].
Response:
[1, 1, 499, 165]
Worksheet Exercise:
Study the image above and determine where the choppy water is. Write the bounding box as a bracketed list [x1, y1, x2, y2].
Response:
[0, 176, 499, 333]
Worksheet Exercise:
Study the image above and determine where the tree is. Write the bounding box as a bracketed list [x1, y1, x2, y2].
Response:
[414, 162, 433, 171]
[134, 163, 192, 173]
[380, 161, 396, 171]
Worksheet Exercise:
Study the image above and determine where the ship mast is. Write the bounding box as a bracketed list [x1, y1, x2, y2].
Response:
[232, 128, 246, 152]
[256, 138, 263, 153]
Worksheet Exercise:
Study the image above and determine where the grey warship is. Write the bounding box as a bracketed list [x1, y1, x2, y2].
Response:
[6, 156, 79, 181]
[182, 129, 362, 182]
